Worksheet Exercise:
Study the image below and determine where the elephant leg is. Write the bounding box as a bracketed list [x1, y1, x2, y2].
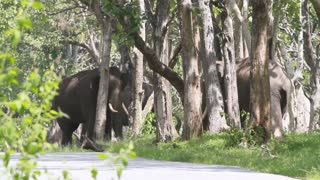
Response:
[80, 101, 96, 139]
[57, 118, 79, 146]
[271, 93, 283, 138]
[104, 110, 112, 140]
[81, 121, 103, 152]
[113, 115, 123, 139]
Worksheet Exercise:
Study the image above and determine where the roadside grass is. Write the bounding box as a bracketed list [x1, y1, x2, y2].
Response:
[107, 131, 320, 179]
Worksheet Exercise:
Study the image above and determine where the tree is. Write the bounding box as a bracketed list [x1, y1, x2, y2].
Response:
[249, 0, 272, 141]
[132, 0, 145, 136]
[221, 0, 241, 129]
[180, 0, 203, 140]
[81, 0, 112, 140]
[302, 0, 320, 131]
[197, 0, 229, 133]
[153, 0, 179, 141]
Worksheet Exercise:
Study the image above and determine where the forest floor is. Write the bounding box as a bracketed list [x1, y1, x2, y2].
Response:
[107, 131, 320, 180]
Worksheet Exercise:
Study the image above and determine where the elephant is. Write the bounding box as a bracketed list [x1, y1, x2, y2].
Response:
[105, 81, 154, 140]
[50, 66, 129, 151]
[236, 58, 291, 137]
[204, 58, 291, 137]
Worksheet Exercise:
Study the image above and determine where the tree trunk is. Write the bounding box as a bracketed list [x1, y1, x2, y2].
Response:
[198, 0, 229, 133]
[88, 1, 112, 140]
[221, 1, 241, 129]
[233, 0, 244, 60]
[302, 0, 320, 131]
[180, 0, 203, 140]
[250, 0, 272, 141]
[132, 0, 145, 136]
[242, 0, 251, 58]
[154, 0, 178, 142]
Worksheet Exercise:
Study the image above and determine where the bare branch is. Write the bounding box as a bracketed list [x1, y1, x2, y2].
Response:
[64, 40, 99, 66]
[169, 42, 182, 68]
[46, 6, 84, 16]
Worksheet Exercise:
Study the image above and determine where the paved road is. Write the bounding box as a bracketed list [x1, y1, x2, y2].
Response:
[1, 152, 297, 180]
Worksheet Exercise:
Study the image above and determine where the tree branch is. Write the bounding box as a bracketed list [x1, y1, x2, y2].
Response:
[46, 5, 86, 16]
[310, 0, 320, 22]
[132, 33, 184, 99]
[169, 42, 182, 68]
[64, 40, 99, 66]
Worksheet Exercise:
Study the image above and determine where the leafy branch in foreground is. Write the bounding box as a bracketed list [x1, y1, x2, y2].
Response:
[0, 1, 62, 179]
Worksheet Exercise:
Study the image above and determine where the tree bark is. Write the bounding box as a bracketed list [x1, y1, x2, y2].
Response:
[233, 0, 244, 60]
[132, 0, 145, 136]
[250, 0, 272, 141]
[221, 0, 241, 129]
[242, 0, 251, 58]
[116, 11, 185, 100]
[310, 0, 320, 21]
[198, 0, 229, 133]
[81, 0, 113, 140]
[302, 0, 320, 131]
[180, 0, 203, 140]
[153, 0, 178, 142]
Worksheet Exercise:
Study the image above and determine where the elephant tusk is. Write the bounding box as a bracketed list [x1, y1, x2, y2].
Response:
[108, 103, 118, 113]
[122, 103, 129, 116]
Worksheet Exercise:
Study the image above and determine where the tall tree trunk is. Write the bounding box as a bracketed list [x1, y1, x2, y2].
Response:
[270, 1, 281, 61]
[87, 0, 112, 140]
[132, 0, 145, 136]
[302, 0, 320, 131]
[180, 0, 203, 140]
[250, 0, 272, 141]
[198, 0, 229, 133]
[221, 1, 241, 129]
[233, 0, 244, 60]
[242, 0, 251, 58]
[154, 0, 178, 142]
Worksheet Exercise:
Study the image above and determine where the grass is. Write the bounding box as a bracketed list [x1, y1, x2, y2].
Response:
[107, 131, 320, 179]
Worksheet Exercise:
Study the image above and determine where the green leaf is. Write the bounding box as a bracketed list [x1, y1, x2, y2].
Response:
[91, 168, 98, 179]
[128, 151, 136, 159]
[97, 153, 107, 160]
[32, 1, 44, 9]
[117, 166, 123, 178]
[128, 142, 134, 150]
[121, 158, 128, 167]
[16, 18, 32, 30]
[26, 142, 39, 155]
[3, 152, 11, 167]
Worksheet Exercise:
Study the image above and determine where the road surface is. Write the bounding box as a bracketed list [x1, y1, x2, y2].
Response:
[1, 152, 297, 180]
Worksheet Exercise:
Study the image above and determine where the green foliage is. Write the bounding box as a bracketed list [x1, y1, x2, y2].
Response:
[0, 1, 62, 179]
[103, 1, 146, 47]
[109, 132, 320, 179]
[142, 112, 156, 135]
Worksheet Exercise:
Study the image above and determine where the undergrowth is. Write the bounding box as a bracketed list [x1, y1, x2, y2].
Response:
[107, 131, 320, 179]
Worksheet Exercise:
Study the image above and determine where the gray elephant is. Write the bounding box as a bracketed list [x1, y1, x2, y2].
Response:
[204, 58, 291, 137]
[236, 58, 291, 137]
[50, 66, 129, 151]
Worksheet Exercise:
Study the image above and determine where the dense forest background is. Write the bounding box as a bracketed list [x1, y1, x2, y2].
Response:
[0, 0, 320, 178]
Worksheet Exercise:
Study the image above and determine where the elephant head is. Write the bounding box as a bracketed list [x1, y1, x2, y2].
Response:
[104, 67, 130, 139]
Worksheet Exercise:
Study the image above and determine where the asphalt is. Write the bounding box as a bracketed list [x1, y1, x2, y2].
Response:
[1, 152, 297, 180]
